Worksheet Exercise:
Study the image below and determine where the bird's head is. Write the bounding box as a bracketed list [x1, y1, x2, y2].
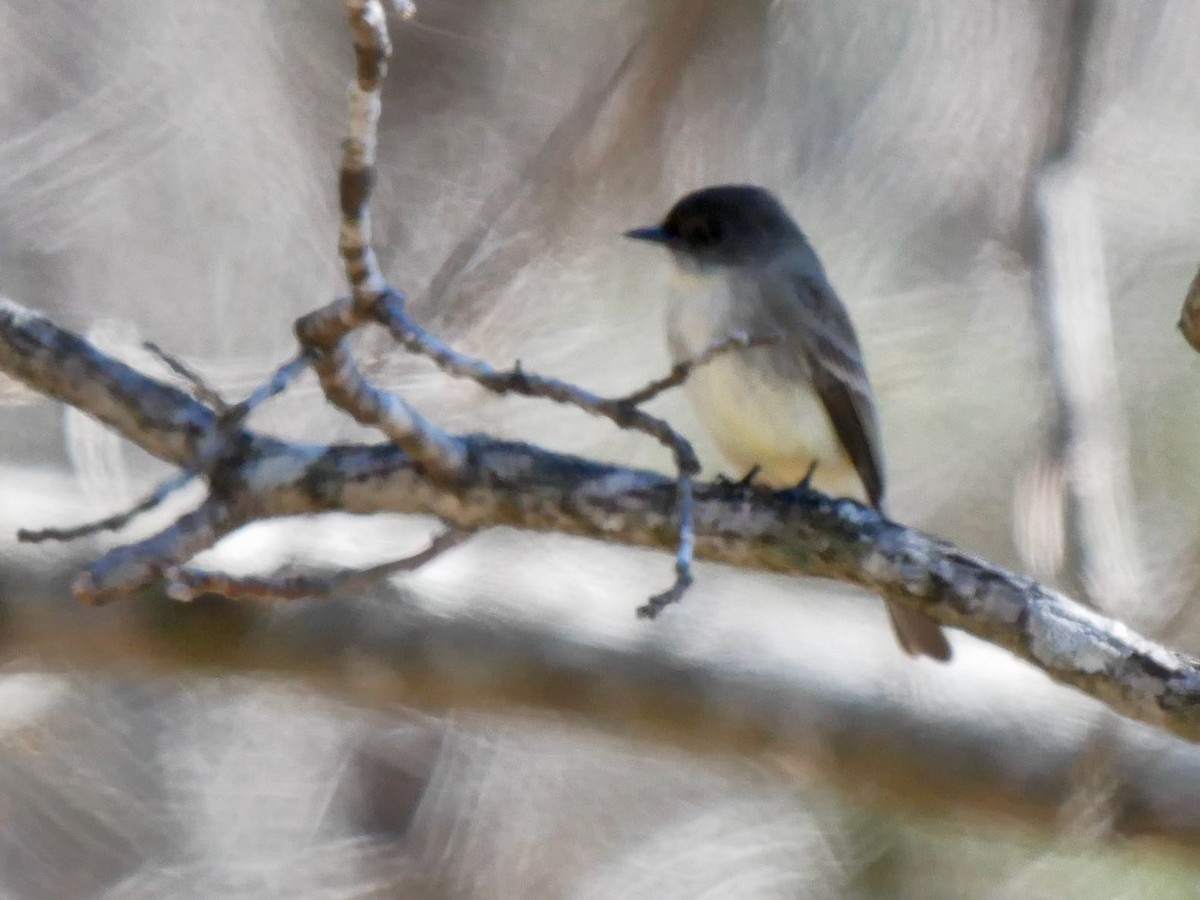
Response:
[624, 184, 803, 269]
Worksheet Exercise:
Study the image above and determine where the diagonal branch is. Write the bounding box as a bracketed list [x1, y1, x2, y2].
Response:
[163, 526, 472, 602]
[71, 496, 242, 605]
[18, 468, 198, 543]
[4, 297, 1200, 744]
[616, 333, 780, 406]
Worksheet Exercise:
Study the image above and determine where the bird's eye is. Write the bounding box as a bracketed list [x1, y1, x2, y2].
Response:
[684, 218, 722, 247]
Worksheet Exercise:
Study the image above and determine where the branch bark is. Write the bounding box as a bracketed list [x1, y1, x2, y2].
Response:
[3, 296, 1200, 745]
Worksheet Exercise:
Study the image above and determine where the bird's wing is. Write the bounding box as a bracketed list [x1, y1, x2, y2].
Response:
[737, 265, 887, 507]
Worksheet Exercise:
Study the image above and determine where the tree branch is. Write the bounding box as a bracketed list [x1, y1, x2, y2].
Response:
[4, 296, 1200, 744]
[163, 526, 472, 602]
[3, 0, 1198, 746]
[293, 0, 708, 613]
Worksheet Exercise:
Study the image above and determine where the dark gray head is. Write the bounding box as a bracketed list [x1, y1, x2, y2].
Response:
[624, 184, 804, 267]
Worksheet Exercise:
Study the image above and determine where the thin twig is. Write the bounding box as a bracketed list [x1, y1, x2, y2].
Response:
[617, 332, 780, 406]
[164, 526, 472, 602]
[371, 289, 701, 611]
[18, 350, 314, 546]
[18, 469, 198, 543]
[220, 351, 313, 427]
[637, 476, 694, 618]
[144, 341, 229, 412]
[288, 2, 468, 482]
[315, 1, 705, 610]
[372, 291, 700, 474]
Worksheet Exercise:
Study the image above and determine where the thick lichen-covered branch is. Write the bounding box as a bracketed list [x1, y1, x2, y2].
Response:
[4, 297, 1200, 744]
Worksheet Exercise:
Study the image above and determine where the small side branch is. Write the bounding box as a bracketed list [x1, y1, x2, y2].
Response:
[223, 351, 313, 426]
[164, 526, 471, 602]
[617, 332, 779, 406]
[72, 498, 241, 605]
[288, 1, 468, 482]
[296, 306, 468, 480]
[371, 288, 702, 613]
[144, 340, 229, 412]
[18, 469, 197, 543]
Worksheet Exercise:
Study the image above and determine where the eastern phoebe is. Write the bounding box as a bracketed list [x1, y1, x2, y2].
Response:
[625, 184, 951, 661]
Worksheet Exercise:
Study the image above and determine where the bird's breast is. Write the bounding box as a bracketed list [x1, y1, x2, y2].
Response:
[664, 265, 856, 492]
[664, 266, 734, 361]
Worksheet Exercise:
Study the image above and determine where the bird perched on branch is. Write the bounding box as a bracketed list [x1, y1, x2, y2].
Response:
[625, 184, 951, 661]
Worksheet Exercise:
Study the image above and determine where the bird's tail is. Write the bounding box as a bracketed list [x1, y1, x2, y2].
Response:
[886, 602, 952, 661]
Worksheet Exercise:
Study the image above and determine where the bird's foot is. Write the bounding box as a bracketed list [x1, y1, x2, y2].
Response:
[792, 459, 820, 492]
[714, 465, 760, 501]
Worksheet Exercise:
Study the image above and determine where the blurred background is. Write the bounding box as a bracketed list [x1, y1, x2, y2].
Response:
[3, 0, 1200, 896]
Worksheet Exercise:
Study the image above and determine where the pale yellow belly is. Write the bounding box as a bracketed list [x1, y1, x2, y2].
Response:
[683, 353, 858, 493]
[665, 268, 860, 495]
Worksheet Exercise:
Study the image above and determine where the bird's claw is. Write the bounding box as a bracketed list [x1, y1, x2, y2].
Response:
[794, 459, 819, 492]
[715, 465, 761, 500]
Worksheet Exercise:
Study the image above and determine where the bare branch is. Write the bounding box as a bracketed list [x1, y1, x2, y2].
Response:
[371, 289, 701, 473]
[341, 0, 392, 306]
[637, 542, 694, 619]
[617, 332, 779, 407]
[11, 342, 311, 547]
[287, 2, 469, 483]
[0, 298, 214, 468]
[164, 526, 471, 602]
[296, 304, 468, 480]
[4, 299, 1200, 744]
[221, 351, 312, 427]
[144, 341, 229, 412]
[18, 468, 196, 543]
[296, 1, 704, 606]
[72, 497, 241, 605]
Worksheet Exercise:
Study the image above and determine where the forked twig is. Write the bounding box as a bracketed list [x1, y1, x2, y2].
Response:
[17, 349, 313, 547]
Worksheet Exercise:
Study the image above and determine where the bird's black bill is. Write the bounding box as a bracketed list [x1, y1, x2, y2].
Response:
[623, 225, 670, 244]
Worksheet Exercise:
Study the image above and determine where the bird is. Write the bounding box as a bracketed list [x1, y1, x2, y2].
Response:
[624, 184, 951, 661]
